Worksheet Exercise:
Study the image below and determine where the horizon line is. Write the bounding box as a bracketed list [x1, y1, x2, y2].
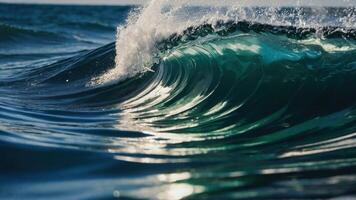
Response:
[0, 0, 355, 7]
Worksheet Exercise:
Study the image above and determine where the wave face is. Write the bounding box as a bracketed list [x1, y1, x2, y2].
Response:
[1, 2, 356, 200]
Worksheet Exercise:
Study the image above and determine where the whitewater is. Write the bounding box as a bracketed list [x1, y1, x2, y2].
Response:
[93, 0, 356, 85]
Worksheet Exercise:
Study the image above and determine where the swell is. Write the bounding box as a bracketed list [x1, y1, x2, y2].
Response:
[0, 22, 109, 49]
[0, 23, 67, 43]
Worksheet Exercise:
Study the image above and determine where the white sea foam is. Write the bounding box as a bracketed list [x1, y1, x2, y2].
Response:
[92, 0, 355, 85]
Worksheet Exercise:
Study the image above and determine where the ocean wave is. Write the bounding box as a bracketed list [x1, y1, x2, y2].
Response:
[1, 3, 356, 199]
[1, 21, 355, 198]
[3, 21, 355, 155]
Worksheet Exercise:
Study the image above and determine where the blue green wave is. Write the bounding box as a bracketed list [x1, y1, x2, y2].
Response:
[1, 20, 356, 199]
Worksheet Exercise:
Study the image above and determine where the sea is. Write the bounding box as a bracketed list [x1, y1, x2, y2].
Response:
[0, 2, 356, 199]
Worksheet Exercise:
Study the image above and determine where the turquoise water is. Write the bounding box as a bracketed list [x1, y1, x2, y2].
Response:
[0, 3, 356, 200]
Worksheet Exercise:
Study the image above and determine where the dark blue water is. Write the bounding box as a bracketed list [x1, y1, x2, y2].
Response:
[1, 3, 356, 200]
[0, 4, 137, 200]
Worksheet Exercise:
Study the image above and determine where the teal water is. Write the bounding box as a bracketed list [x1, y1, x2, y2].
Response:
[0, 3, 356, 200]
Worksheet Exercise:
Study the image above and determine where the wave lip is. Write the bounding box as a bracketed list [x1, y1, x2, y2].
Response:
[94, 2, 356, 84]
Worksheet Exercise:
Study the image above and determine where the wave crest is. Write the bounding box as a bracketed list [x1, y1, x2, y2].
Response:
[92, 1, 356, 85]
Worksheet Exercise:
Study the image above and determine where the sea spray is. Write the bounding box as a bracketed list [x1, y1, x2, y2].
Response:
[93, 0, 355, 85]
[94, 0, 195, 84]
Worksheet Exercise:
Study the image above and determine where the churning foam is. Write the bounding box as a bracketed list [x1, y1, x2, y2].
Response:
[93, 0, 355, 85]
[94, 0, 219, 85]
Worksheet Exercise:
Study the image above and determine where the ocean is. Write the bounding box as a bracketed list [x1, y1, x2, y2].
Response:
[0, 2, 356, 199]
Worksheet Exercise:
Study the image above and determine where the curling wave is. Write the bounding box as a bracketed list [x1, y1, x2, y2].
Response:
[1, 3, 356, 200]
